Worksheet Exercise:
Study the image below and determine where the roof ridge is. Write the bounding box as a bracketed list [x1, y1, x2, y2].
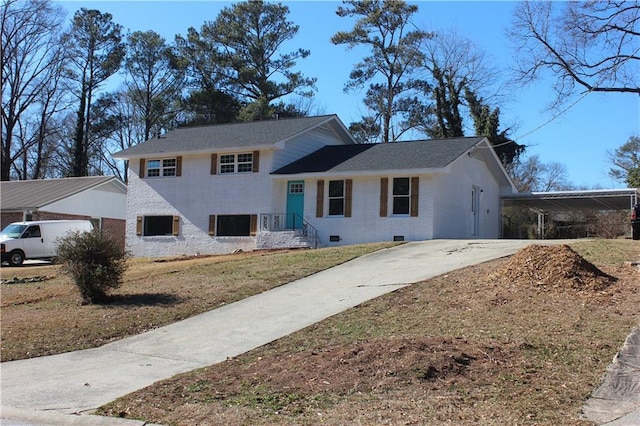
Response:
[0, 176, 114, 184]
[390, 136, 485, 143]
[173, 114, 338, 131]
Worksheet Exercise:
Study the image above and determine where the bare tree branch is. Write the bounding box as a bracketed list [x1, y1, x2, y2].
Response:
[509, 0, 640, 107]
[1, 0, 68, 180]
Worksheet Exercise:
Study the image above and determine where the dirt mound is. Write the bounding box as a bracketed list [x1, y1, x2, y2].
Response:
[490, 244, 616, 291]
[193, 337, 510, 400]
[105, 337, 515, 420]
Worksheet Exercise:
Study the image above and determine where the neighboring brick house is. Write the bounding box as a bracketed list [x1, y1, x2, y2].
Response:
[112, 115, 516, 258]
[0, 176, 127, 248]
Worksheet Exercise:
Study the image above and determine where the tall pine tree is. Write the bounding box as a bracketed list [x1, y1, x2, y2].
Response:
[331, 0, 432, 143]
[65, 8, 124, 177]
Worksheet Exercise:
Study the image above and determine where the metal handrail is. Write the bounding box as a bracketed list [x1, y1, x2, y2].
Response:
[259, 213, 319, 248]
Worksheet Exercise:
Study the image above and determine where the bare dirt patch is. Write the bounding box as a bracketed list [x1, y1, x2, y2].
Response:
[220, 337, 508, 396]
[109, 337, 518, 422]
[99, 240, 640, 425]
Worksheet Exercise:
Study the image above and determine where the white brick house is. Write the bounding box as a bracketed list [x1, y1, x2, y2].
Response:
[113, 115, 516, 258]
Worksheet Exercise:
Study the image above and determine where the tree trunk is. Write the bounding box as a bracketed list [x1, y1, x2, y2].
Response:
[72, 84, 87, 177]
[1, 132, 13, 181]
[32, 106, 48, 179]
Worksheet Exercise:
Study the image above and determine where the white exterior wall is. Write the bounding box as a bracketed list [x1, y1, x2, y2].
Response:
[301, 175, 437, 247]
[125, 151, 275, 258]
[432, 154, 502, 239]
[124, 133, 507, 257]
[44, 184, 126, 219]
[271, 177, 288, 215]
[256, 230, 310, 249]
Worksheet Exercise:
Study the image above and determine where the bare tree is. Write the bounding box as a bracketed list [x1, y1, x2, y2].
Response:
[419, 29, 499, 138]
[12, 76, 68, 180]
[510, 154, 572, 192]
[90, 89, 147, 182]
[509, 1, 640, 107]
[1, 0, 67, 180]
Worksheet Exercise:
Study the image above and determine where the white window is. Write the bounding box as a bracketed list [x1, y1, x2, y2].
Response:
[147, 158, 176, 177]
[393, 178, 410, 215]
[328, 180, 345, 216]
[219, 153, 253, 174]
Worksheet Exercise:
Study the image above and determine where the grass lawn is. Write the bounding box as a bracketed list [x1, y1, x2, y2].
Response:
[2, 239, 639, 425]
[1, 243, 398, 361]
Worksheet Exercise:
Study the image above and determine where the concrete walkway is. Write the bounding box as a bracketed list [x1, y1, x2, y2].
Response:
[583, 328, 640, 426]
[0, 239, 636, 425]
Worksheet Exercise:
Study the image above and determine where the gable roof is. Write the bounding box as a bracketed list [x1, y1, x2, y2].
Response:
[0, 176, 126, 211]
[272, 137, 486, 175]
[112, 115, 354, 159]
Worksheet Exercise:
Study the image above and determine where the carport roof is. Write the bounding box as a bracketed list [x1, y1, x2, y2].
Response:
[502, 189, 639, 211]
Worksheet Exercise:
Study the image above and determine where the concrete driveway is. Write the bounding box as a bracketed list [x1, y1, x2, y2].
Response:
[0, 239, 614, 425]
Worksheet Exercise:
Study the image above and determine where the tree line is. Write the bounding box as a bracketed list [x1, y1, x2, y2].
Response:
[2, 0, 638, 188]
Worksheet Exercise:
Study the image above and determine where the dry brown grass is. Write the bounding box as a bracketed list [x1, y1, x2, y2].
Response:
[96, 239, 640, 426]
[3, 239, 639, 425]
[0, 243, 397, 361]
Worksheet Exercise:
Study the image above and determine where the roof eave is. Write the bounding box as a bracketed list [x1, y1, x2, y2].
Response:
[2, 207, 37, 212]
[474, 138, 518, 193]
[271, 167, 449, 179]
[112, 144, 277, 160]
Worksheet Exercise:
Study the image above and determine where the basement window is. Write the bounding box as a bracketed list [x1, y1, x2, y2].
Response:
[217, 215, 251, 236]
[143, 216, 176, 236]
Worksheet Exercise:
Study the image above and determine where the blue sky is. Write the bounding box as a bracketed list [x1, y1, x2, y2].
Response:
[57, 0, 640, 189]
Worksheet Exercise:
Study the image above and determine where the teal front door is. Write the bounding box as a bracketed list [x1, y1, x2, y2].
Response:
[286, 180, 304, 229]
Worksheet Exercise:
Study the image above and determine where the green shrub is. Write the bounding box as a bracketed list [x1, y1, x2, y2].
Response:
[56, 229, 128, 304]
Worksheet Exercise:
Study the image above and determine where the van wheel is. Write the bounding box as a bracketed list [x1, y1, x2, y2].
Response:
[9, 250, 25, 266]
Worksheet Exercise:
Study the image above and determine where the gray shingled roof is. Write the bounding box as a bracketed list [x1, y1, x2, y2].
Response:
[272, 137, 486, 174]
[0, 176, 123, 211]
[112, 115, 350, 159]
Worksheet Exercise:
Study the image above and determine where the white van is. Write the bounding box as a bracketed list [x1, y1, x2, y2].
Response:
[0, 220, 93, 266]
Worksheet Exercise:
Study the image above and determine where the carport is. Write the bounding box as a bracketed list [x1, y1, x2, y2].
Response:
[501, 189, 639, 238]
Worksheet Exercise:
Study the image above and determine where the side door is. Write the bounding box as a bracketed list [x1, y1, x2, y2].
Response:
[20, 225, 45, 259]
[471, 186, 480, 237]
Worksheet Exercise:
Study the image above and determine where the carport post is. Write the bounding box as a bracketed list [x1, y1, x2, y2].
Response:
[537, 210, 545, 239]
